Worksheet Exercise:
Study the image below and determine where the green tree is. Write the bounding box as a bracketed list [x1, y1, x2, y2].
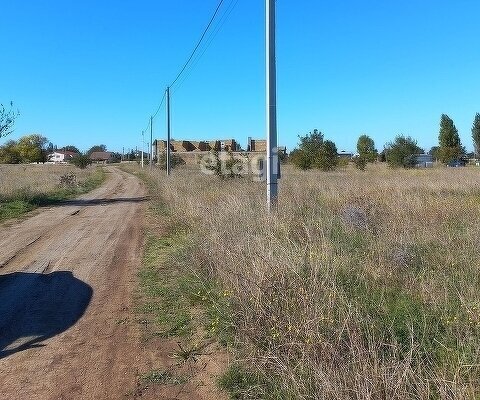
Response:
[385, 135, 423, 168]
[354, 134, 377, 170]
[472, 113, 480, 157]
[87, 144, 107, 155]
[428, 146, 440, 161]
[63, 145, 80, 153]
[0, 140, 21, 163]
[299, 129, 324, 157]
[438, 114, 462, 163]
[46, 142, 55, 152]
[314, 140, 338, 171]
[16, 134, 48, 163]
[357, 134, 378, 163]
[70, 154, 92, 169]
[289, 148, 311, 170]
[290, 129, 338, 171]
[0, 102, 19, 139]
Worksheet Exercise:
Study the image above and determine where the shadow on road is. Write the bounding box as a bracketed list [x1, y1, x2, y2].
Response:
[0, 271, 93, 359]
[59, 196, 149, 207]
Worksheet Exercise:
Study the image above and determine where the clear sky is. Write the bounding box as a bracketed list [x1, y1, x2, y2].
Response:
[1, 0, 479, 154]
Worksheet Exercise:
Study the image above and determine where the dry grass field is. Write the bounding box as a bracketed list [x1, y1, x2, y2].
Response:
[0, 164, 105, 221]
[0, 164, 94, 197]
[140, 163, 480, 399]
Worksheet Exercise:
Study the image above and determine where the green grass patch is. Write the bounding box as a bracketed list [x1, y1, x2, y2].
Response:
[141, 369, 187, 385]
[139, 230, 235, 343]
[80, 167, 106, 191]
[139, 233, 194, 338]
[134, 165, 235, 345]
[219, 364, 295, 400]
[336, 268, 461, 364]
[0, 199, 36, 221]
[179, 276, 235, 346]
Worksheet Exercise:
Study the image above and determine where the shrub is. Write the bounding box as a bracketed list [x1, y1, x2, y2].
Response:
[70, 154, 92, 169]
[203, 150, 244, 179]
[288, 148, 311, 170]
[291, 129, 338, 171]
[353, 155, 367, 170]
[157, 151, 185, 170]
[384, 135, 423, 168]
[59, 172, 77, 187]
[337, 157, 350, 168]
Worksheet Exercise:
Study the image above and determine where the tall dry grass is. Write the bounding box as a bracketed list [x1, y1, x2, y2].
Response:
[146, 163, 480, 399]
[0, 164, 93, 198]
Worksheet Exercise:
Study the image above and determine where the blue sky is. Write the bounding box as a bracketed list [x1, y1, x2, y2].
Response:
[1, 0, 479, 153]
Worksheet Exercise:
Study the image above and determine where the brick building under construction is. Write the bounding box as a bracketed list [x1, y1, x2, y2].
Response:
[153, 138, 270, 154]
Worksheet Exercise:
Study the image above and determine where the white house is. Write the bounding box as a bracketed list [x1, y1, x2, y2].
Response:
[47, 150, 78, 164]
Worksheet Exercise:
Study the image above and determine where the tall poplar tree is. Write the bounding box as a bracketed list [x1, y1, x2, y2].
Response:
[438, 114, 462, 163]
[472, 113, 480, 158]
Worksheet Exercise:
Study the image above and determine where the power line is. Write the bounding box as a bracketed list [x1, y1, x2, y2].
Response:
[152, 91, 166, 119]
[138, 0, 229, 146]
[140, 91, 166, 138]
[141, 120, 151, 136]
[169, 0, 226, 88]
[172, 0, 240, 95]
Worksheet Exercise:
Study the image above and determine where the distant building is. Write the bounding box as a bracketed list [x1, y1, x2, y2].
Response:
[447, 158, 467, 167]
[170, 140, 194, 152]
[414, 154, 434, 168]
[152, 137, 287, 163]
[154, 140, 168, 153]
[154, 139, 237, 154]
[189, 141, 210, 151]
[338, 151, 354, 159]
[90, 151, 115, 164]
[215, 139, 237, 152]
[247, 138, 267, 152]
[47, 150, 78, 164]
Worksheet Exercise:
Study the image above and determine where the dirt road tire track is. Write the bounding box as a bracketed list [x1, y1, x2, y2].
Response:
[0, 167, 148, 399]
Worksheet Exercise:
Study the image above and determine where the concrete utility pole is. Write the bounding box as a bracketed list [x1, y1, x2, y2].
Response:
[166, 86, 171, 176]
[141, 131, 144, 168]
[266, 0, 278, 212]
[150, 116, 153, 170]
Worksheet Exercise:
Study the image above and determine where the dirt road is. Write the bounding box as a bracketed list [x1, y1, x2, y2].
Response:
[0, 167, 148, 399]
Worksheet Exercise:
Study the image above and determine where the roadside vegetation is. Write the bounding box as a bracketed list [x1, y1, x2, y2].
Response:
[123, 165, 231, 398]
[290, 113, 480, 172]
[134, 162, 480, 399]
[290, 129, 338, 171]
[0, 164, 105, 222]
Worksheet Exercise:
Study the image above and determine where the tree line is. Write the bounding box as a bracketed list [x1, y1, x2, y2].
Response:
[291, 113, 480, 170]
[3, 101, 480, 171]
[0, 134, 121, 168]
[0, 104, 127, 168]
